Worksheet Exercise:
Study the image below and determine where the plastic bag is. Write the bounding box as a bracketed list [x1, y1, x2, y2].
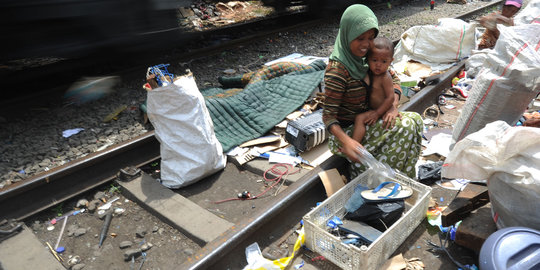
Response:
[442, 121, 540, 230]
[452, 24, 540, 145]
[243, 227, 305, 270]
[357, 147, 395, 179]
[344, 200, 405, 232]
[417, 161, 443, 185]
[147, 73, 226, 188]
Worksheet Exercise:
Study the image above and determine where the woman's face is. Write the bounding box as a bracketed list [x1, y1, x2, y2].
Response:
[349, 29, 376, 58]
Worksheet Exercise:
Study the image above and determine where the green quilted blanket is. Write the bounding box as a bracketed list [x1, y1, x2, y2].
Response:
[203, 60, 326, 152]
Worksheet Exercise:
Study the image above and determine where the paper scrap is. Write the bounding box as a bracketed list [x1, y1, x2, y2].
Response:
[62, 128, 84, 138]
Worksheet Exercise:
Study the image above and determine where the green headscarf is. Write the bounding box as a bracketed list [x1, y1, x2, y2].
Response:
[330, 4, 379, 80]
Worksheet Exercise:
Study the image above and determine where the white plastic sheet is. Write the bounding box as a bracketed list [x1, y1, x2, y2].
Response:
[393, 18, 478, 70]
[146, 73, 226, 188]
[442, 121, 540, 230]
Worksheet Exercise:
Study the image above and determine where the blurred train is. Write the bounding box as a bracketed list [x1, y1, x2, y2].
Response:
[0, 0, 354, 62]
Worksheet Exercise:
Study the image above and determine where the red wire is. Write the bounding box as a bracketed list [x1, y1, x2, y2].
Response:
[213, 163, 300, 204]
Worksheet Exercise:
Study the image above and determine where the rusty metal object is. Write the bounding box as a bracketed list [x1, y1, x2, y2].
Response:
[441, 183, 490, 227]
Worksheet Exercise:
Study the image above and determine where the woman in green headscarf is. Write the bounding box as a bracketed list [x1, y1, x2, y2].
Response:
[322, 4, 423, 179]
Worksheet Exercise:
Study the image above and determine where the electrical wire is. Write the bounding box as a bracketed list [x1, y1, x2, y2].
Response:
[213, 163, 300, 204]
[426, 231, 472, 269]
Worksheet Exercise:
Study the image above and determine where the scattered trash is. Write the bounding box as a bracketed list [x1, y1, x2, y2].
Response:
[50, 209, 85, 225]
[53, 215, 68, 252]
[46, 241, 63, 262]
[243, 226, 305, 270]
[103, 105, 127, 122]
[294, 260, 304, 269]
[222, 68, 236, 75]
[98, 196, 120, 210]
[147, 64, 174, 86]
[62, 128, 84, 138]
[98, 211, 113, 247]
[435, 179, 470, 191]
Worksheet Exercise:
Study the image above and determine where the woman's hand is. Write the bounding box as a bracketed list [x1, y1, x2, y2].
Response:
[340, 137, 363, 163]
[382, 106, 401, 129]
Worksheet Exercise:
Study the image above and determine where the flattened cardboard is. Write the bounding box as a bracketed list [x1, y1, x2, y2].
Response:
[318, 168, 345, 197]
[239, 135, 281, 148]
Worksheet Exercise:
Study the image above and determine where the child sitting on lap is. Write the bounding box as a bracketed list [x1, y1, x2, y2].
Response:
[352, 36, 395, 143]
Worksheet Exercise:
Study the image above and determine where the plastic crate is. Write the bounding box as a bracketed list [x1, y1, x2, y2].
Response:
[303, 169, 431, 270]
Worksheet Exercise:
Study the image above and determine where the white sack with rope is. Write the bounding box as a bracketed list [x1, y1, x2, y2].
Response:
[147, 73, 226, 188]
[452, 24, 540, 144]
[442, 121, 540, 230]
[393, 18, 477, 70]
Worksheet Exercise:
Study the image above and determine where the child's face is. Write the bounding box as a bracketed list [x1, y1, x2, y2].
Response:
[368, 47, 393, 76]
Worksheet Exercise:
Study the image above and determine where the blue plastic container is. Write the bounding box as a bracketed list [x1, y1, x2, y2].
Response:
[479, 227, 540, 270]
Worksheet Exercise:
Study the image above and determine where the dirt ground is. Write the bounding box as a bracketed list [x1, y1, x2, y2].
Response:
[24, 160, 307, 270]
[25, 182, 203, 270]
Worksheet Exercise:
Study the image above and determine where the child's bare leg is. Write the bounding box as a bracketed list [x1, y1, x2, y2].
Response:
[352, 113, 368, 143]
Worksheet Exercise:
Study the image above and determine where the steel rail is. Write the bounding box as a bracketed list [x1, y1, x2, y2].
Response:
[0, 132, 160, 221]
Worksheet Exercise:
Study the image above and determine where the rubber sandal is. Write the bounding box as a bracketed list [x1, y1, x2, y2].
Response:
[360, 181, 413, 202]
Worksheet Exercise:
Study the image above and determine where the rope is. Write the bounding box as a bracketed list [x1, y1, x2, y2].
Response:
[213, 163, 300, 204]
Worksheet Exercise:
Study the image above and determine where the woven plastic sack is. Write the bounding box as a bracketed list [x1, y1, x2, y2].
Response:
[393, 18, 477, 69]
[514, 0, 540, 26]
[147, 73, 226, 188]
[452, 23, 540, 145]
[442, 121, 540, 230]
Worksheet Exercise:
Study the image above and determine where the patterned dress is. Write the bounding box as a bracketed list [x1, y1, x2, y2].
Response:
[323, 60, 423, 179]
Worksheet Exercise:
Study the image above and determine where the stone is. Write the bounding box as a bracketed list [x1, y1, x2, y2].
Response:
[119, 241, 133, 249]
[141, 242, 153, 252]
[72, 263, 86, 270]
[74, 228, 87, 237]
[76, 199, 89, 208]
[94, 191, 106, 201]
[123, 248, 142, 261]
[183, 248, 194, 256]
[67, 224, 79, 237]
[87, 200, 101, 212]
[135, 227, 147, 238]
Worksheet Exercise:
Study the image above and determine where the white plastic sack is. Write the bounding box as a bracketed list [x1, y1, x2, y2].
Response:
[442, 121, 540, 230]
[452, 23, 540, 145]
[393, 18, 477, 70]
[514, 0, 540, 26]
[147, 73, 226, 188]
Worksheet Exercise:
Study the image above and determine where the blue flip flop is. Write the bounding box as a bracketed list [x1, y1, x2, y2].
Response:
[360, 181, 413, 202]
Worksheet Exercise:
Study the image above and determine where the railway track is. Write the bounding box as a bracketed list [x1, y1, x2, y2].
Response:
[0, 1, 502, 269]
